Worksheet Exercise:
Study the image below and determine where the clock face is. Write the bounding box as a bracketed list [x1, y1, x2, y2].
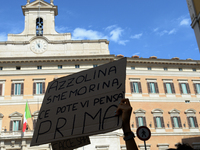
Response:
[31, 39, 48, 54]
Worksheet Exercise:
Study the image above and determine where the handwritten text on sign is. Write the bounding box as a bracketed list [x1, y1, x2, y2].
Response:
[31, 58, 127, 146]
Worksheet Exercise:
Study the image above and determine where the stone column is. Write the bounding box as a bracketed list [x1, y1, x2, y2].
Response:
[21, 139, 27, 150]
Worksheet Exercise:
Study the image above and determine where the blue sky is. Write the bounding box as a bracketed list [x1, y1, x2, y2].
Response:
[0, 0, 199, 60]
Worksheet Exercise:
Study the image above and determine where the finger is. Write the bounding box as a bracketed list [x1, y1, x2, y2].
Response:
[121, 98, 130, 106]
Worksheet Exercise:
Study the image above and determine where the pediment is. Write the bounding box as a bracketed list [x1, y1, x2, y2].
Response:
[22, 0, 58, 16]
[169, 109, 180, 114]
[32, 110, 39, 116]
[9, 111, 23, 118]
[151, 108, 163, 114]
[185, 108, 196, 114]
[27, 0, 53, 8]
[134, 109, 146, 114]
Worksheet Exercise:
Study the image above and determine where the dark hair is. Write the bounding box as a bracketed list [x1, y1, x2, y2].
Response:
[167, 143, 194, 150]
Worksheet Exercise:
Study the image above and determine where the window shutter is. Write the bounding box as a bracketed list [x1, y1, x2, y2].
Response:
[11, 83, 14, 95]
[10, 121, 13, 131]
[179, 83, 183, 94]
[138, 82, 142, 93]
[143, 117, 147, 126]
[0, 84, 2, 96]
[187, 117, 191, 128]
[171, 83, 175, 94]
[163, 83, 167, 93]
[155, 82, 159, 93]
[33, 119, 37, 130]
[193, 83, 197, 94]
[161, 117, 165, 128]
[42, 82, 45, 94]
[130, 82, 133, 93]
[33, 82, 36, 95]
[186, 83, 191, 94]
[171, 117, 175, 128]
[153, 117, 157, 128]
[136, 117, 139, 128]
[21, 83, 24, 95]
[193, 117, 198, 128]
[147, 83, 150, 93]
[177, 117, 182, 128]
[18, 120, 22, 130]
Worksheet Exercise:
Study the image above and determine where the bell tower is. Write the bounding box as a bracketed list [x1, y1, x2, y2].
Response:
[7, 0, 71, 41]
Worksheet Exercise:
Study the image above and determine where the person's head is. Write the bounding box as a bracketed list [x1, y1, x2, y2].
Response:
[167, 143, 194, 150]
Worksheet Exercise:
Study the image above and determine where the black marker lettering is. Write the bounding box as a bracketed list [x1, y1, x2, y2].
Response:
[54, 117, 67, 139]
[67, 78, 74, 88]
[108, 66, 117, 75]
[58, 80, 66, 90]
[36, 120, 52, 143]
[48, 81, 58, 93]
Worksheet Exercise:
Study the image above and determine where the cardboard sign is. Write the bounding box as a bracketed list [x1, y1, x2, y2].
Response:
[31, 58, 127, 146]
[51, 136, 90, 150]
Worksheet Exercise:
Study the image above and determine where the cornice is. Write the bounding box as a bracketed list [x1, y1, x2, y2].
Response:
[0, 55, 115, 64]
[127, 57, 200, 66]
[0, 39, 109, 45]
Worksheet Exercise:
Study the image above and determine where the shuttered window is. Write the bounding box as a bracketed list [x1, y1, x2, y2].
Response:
[163, 83, 175, 94]
[11, 83, 24, 95]
[130, 82, 142, 93]
[136, 116, 146, 128]
[0, 84, 2, 96]
[171, 117, 182, 128]
[187, 116, 198, 128]
[10, 120, 21, 131]
[193, 83, 200, 94]
[33, 82, 45, 94]
[179, 83, 190, 94]
[153, 116, 165, 128]
[147, 82, 159, 93]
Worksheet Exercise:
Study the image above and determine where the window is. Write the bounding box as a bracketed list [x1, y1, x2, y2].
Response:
[36, 17, 43, 36]
[0, 113, 3, 133]
[152, 109, 165, 128]
[93, 64, 98, 68]
[75, 65, 80, 68]
[134, 109, 146, 128]
[37, 66, 42, 69]
[179, 68, 183, 71]
[147, 67, 151, 70]
[164, 67, 168, 71]
[58, 65, 62, 69]
[147, 82, 159, 93]
[16, 66, 21, 70]
[169, 109, 182, 128]
[0, 67, 2, 70]
[185, 109, 198, 128]
[9, 112, 22, 131]
[163, 82, 175, 94]
[33, 82, 45, 95]
[192, 68, 196, 72]
[179, 83, 190, 94]
[131, 66, 135, 70]
[193, 83, 200, 94]
[187, 116, 198, 128]
[130, 82, 142, 93]
[11, 83, 24, 96]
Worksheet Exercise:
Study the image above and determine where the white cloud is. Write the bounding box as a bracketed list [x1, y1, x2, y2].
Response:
[180, 18, 190, 26]
[133, 52, 140, 55]
[168, 29, 176, 35]
[72, 28, 107, 40]
[130, 33, 143, 39]
[158, 30, 168, 36]
[118, 40, 129, 45]
[105, 25, 117, 31]
[55, 26, 69, 33]
[0, 33, 7, 41]
[110, 27, 123, 42]
[153, 28, 159, 32]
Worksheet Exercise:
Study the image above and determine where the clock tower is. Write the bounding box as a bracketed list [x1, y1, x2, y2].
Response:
[0, 0, 109, 57]
[8, 0, 71, 41]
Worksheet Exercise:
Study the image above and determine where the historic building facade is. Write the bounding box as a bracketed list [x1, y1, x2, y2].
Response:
[0, 0, 200, 150]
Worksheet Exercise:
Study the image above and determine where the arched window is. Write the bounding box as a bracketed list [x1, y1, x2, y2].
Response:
[36, 17, 43, 36]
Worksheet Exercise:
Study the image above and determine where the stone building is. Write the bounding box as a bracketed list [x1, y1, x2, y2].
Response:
[0, 0, 200, 150]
